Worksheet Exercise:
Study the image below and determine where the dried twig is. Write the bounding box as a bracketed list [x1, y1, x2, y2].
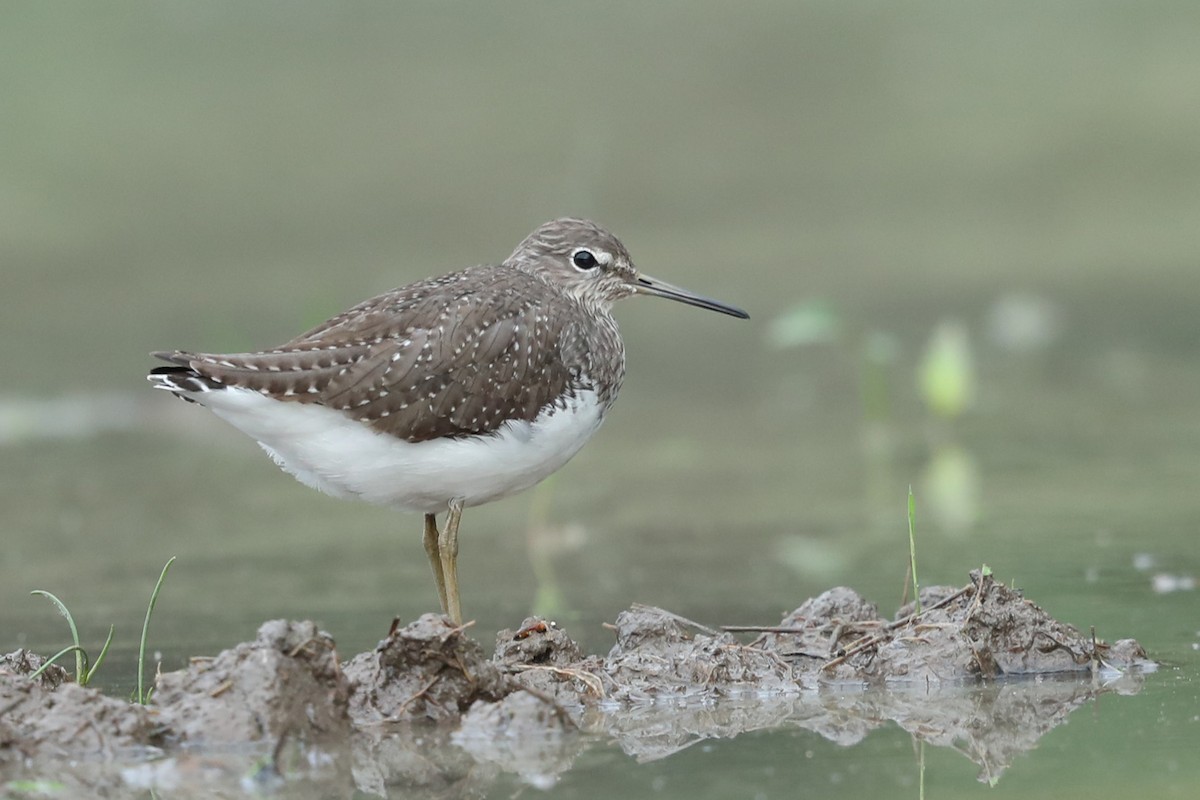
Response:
[631, 604, 720, 636]
[511, 664, 606, 698]
[393, 669, 445, 717]
[721, 625, 811, 634]
[286, 637, 318, 658]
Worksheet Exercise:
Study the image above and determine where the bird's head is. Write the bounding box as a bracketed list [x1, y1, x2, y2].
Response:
[506, 217, 749, 320]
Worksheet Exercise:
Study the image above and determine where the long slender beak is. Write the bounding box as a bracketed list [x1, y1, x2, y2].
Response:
[634, 274, 750, 320]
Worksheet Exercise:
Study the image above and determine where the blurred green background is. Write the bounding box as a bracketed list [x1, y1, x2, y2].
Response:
[3, 2, 1199, 797]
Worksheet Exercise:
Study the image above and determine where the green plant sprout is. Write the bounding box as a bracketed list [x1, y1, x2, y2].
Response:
[26, 591, 113, 686]
[27, 556, 176, 703]
[137, 556, 176, 704]
[908, 486, 921, 615]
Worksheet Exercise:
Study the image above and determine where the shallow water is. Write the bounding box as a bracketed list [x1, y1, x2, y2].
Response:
[4, 2, 1200, 797]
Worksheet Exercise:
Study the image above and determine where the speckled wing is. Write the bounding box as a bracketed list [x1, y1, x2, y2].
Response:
[153, 267, 591, 443]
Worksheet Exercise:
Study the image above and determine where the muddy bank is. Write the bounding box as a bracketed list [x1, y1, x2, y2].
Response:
[1, 571, 1153, 795]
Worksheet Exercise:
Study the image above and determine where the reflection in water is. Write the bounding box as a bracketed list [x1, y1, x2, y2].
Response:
[919, 320, 975, 421]
[524, 476, 590, 620]
[15, 667, 1147, 797]
[918, 320, 980, 536]
[583, 671, 1145, 781]
[921, 444, 980, 534]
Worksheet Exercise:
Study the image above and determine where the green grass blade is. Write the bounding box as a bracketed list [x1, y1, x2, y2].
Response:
[83, 624, 116, 685]
[30, 590, 85, 681]
[137, 556, 176, 704]
[27, 645, 86, 682]
[907, 486, 921, 615]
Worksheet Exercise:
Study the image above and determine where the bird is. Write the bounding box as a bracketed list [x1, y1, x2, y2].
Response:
[149, 217, 749, 624]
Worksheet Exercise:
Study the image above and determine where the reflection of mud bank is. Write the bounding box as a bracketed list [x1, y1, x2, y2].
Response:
[1, 572, 1152, 794]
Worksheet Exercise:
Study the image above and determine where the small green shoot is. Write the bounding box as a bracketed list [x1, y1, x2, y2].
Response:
[981, 563, 992, 577]
[137, 556, 176, 704]
[27, 644, 86, 683]
[29, 556, 175, 698]
[136, 556, 175, 700]
[907, 486, 921, 615]
[28, 590, 114, 686]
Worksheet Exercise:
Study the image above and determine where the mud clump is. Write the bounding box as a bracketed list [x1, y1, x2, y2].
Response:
[343, 613, 508, 724]
[343, 615, 518, 796]
[755, 585, 882, 683]
[0, 654, 162, 763]
[602, 606, 798, 699]
[760, 571, 1150, 685]
[153, 618, 351, 744]
[490, 572, 1148, 702]
[494, 617, 606, 706]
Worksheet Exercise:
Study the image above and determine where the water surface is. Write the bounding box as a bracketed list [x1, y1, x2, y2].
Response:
[3, 3, 1199, 797]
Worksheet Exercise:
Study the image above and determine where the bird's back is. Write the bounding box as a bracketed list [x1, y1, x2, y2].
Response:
[153, 264, 626, 444]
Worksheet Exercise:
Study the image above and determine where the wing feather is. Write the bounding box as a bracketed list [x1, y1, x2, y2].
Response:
[155, 266, 593, 443]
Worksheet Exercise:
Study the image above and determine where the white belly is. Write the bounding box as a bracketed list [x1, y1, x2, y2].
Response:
[196, 386, 607, 513]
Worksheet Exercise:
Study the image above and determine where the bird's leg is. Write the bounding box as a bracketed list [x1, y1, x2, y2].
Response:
[439, 499, 464, 625]
[422, 513, 449, 616]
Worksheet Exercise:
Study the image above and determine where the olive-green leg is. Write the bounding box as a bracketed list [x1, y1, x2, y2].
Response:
[422, 513, 449, 615]
[438, 500, 465, 625]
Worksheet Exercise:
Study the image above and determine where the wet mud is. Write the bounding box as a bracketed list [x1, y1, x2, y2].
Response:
[1, 571, 1153, 795]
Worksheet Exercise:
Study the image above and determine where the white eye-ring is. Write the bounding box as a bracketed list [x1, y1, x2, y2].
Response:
[571, 248, 612, 271]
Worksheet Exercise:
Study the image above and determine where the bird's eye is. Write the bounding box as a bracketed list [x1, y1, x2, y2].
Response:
[572, 249, 599, 270]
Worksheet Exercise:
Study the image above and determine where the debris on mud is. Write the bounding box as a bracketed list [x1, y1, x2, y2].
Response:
[749, 571, 1149, 686]
[0, 649, 70, 690]
[1, 570, 1155, 795]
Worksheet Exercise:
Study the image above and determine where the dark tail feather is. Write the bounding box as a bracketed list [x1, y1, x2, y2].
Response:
[147, 365, 223, 400]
